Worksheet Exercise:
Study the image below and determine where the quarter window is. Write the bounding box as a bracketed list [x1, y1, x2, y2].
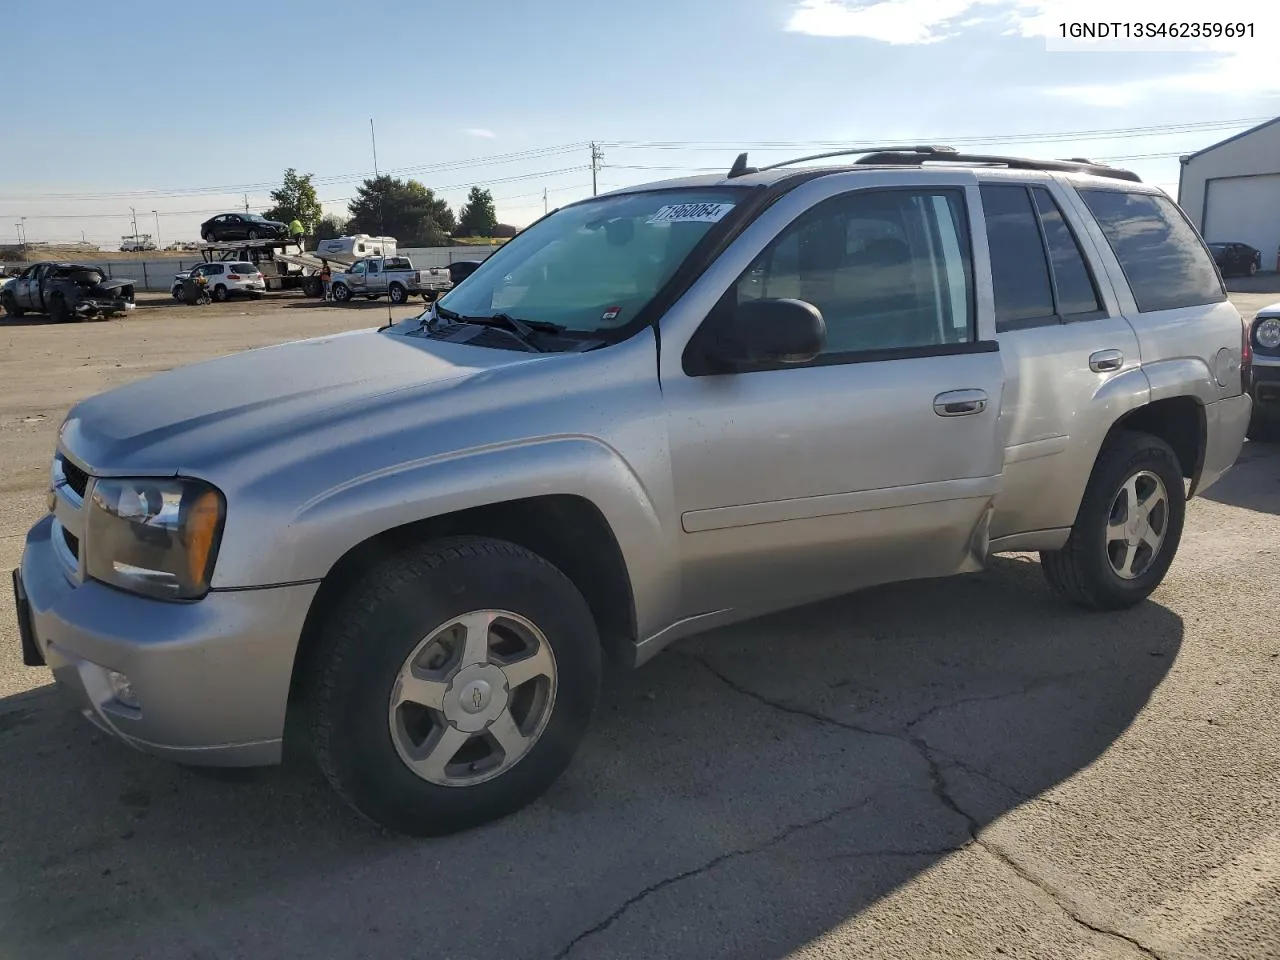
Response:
[1077, 189, 1225, 313]
[733, 188, 974, 357]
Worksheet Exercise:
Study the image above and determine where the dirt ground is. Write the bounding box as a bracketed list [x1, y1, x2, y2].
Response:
[0, 291, 1278, 960]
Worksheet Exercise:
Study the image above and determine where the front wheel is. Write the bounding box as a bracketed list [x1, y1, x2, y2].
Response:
[331, 283, 351, 303]
[248, 229, 260, 240]
[308, 537, 601, 836]
[1249, 260, 1260, 276]
[0, 292, 23, 317]
[388, 283, 407, 305]
[1041, 431, 1185, 610]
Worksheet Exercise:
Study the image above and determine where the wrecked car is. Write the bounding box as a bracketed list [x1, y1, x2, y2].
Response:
[1, 262, 136, 321]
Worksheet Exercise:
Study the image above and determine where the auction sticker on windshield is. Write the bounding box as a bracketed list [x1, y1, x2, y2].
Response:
[647, 202, 735, 224]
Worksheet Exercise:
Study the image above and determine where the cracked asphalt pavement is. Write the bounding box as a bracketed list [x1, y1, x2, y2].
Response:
[1, 292, 1279, 960]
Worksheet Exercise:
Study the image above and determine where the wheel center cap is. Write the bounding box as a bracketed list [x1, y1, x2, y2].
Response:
[461, 679, 492, 713]
[442, 664, 509, 733]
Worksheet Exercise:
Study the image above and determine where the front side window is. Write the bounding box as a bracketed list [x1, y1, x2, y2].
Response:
[1077, 189, 1225, 313]
[436, 188, 748, 334]
[730, 187, 974, 356]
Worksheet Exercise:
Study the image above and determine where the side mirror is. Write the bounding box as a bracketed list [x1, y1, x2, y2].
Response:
[710, 298, 826, 366]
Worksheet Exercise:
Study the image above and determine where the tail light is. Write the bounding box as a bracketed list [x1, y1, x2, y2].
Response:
[1241, 315, 1252, 393]
[227, 273, 241, 280]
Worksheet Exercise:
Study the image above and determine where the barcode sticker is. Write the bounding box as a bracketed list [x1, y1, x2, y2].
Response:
[646, 202, 735, 224]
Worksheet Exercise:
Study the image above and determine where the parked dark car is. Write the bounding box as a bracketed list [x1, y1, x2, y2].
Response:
[1, 262, 135, 321]
[200, 213, 289, 242]
[1208, 241, 1262, 277]
[447, 260, 483, 285]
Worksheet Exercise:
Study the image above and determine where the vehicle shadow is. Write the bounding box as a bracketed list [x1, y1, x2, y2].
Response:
[1201, 439, 1280, 516]
[0, 556, 1181, 960]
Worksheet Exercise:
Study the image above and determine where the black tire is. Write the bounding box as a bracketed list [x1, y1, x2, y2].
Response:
[203, 231, 214, 242]
[1247, 408, 1280, 443]
[49, 295, 72, 323]
[1, 292, 23, 317]
[212, 284, 228, 302]
[365, 295, 378, 301]
[389, 283, 407, 305]
[331, 283, 351, 303]
[248, 229, 260, 240]
[1040, 430, 1185, 610]
[308, 537, 601, 836]
[301, 276, 323, 298]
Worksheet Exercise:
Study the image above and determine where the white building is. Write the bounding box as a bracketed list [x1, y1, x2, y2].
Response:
[1178, 116, 1280, 271]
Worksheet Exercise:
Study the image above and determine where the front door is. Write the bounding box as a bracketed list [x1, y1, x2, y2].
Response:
[348, 261, 368, 293]
[661, 176, 1006, 619]
[14, 266, 38, 309]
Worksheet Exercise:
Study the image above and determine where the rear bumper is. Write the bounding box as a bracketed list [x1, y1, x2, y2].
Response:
[1195, 393, 1252, 496]
[18, 514, 318, 767]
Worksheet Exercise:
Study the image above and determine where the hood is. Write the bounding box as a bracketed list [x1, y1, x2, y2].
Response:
[59, 328, 543, 474]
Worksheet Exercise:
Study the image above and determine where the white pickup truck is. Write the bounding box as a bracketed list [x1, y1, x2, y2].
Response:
[329, 256, 452, 305]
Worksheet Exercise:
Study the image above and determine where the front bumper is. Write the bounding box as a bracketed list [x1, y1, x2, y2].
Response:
[17, 514, 318, 766]
[1248, 357, 1280, 416]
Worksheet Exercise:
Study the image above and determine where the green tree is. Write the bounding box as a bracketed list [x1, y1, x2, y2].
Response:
[264, 168, 323, 233]
[456, 186, 498, 238]
[315, 214, 348, 241]
[346, 175, 456, 246]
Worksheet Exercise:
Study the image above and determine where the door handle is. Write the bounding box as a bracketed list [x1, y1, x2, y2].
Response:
[933, 389, 988, 417]
[1089, 349, 1124, 373]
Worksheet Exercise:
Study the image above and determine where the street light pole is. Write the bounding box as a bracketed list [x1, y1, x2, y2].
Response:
[152, 210, 161, 251]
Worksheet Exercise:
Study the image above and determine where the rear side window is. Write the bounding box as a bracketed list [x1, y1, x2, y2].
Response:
[980, 185, 1054, 329]
[1031, 188, 1101, 317]
[1077, 189, 1225, 313]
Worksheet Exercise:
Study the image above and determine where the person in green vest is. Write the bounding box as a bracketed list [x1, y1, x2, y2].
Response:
[289, 217, 305, 250]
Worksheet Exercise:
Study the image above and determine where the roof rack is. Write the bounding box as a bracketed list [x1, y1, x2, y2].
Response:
[726, 145, 1141, 183]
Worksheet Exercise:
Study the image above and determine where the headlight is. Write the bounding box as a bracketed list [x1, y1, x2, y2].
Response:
[85, 477, 225, 600]
[1255, 317, 1280, 351]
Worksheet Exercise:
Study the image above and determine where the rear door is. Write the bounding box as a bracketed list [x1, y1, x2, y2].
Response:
[662, 174, 1006, 618]
[979, 179, 1141, 544]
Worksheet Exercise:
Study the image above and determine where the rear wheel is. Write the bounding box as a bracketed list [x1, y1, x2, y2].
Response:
[212, 284, 228, 302]
[49, 295, 72, 323]
[1249, 260, 1259, 277]
[202, 231, 214, 242]
[248, 229, 260, 240]
[1041, 431, 1185, 610]
[308, 537, 601, 836]
[0, 292, 23, 317]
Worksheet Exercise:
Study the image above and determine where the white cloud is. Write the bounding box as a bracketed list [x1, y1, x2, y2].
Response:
[784, 0, 999, 44]
[463, 128, 497, 139]
[785, 1, 1280, 103]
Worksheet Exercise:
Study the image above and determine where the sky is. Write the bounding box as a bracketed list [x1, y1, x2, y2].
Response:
[2, 0, 1277, 249]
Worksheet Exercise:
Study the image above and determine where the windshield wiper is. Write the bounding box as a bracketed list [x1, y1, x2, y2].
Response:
[431, 305, 563, 352]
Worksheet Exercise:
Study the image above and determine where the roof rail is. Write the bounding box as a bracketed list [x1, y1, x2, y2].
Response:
[726, 145, 956, 178]
[725, 145, 1141, 183]
[853, 149, 1142, 182]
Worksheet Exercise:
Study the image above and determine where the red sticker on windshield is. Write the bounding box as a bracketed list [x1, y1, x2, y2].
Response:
[602, 306, 622, 322]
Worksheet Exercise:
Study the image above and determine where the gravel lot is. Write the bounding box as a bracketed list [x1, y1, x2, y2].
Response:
[1, 289, 1278, 960]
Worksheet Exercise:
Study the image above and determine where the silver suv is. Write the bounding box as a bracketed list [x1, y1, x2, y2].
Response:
[13, 146, 1251, 836]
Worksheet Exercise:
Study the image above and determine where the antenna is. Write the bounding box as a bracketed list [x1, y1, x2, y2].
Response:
[727, 153, 755, 178]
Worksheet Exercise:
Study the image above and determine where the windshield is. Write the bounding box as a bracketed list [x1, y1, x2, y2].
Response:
[1208, 243, 1227, 253]
[434, 188, 747, 333]
[246, 215, 271, 223]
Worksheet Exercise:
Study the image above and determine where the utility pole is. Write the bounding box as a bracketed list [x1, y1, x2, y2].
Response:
[543, 187, 548, 215]
[590, 142, 603, 196]
[130, 207, 139, 245]
[152, 210, 161, 250]
[243, 193, 250, 213]
[370, 118, 380, 178]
